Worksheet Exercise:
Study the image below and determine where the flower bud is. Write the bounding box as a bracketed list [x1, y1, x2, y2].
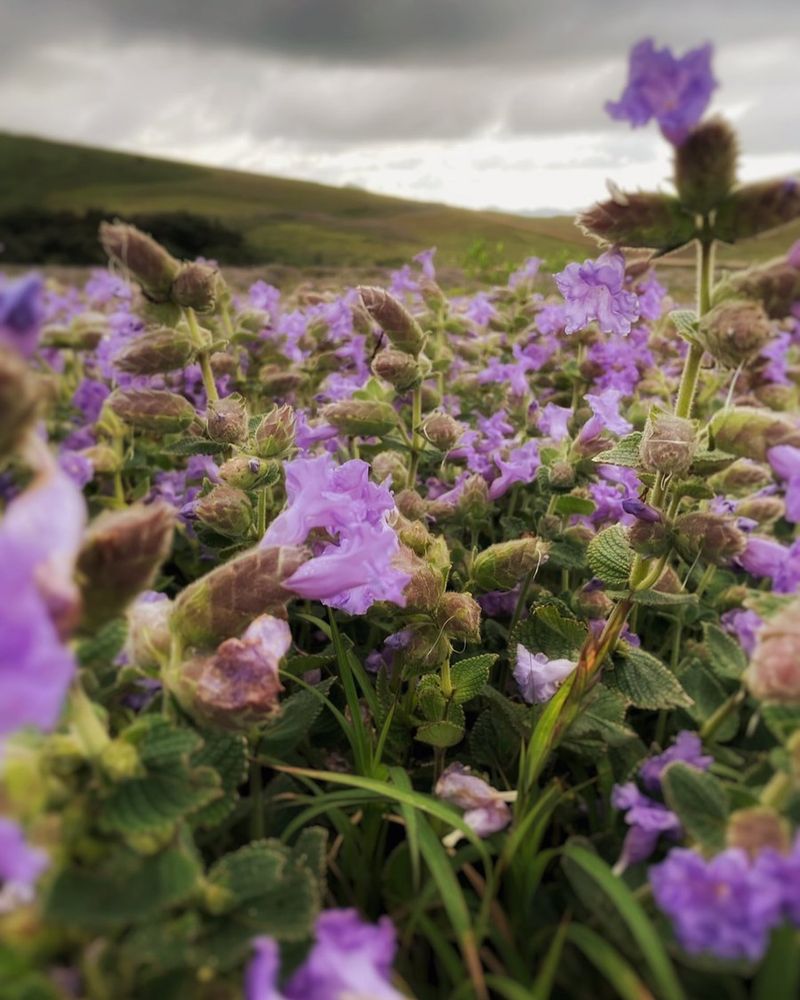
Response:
[628, 518, 671, 557]
[699, 300, 772, 369]
[435, 592, 482, 643]
[710, 459, 772, 495]
[210, 351, 238, 377]
[80, 443, 121, 474]
[714, 178, 800, 244]
[219, 455, 282, 490]
[0, 346, 40, 458]
[755, 383, 797, 411]
[422, 412, 464, 451]
[372, 450, 407, 491]
[735, 496, 784, 526]
[394, 515, 434, 556]
[321, 399, 398, 437]
[170, 614, 290, 730]
[710, 407, 800, 462]
[371, 348, 420, 390]
[170, 544, 307, 647]
[396, 624, 451, 673]
[258, 365, 304, 397]
[726, 807, 790, 858]
[254, 404, 296, 457]
[114, 325, 198, 375]
[99, 221, 180, 302]
[77, 503, 175, 631]
[577, 191, 695, 252]
[401, 551, 446, 612]
[575, 584, 614, 619]
[99, 740, 143, 782]
[358, 286, 425, 355]
[548, 460, 576, 491]
[744, 599, 800, 703]
[727, 256, 800, 319]
[673, 512, 747, 566]
[123, 591, 173, 671]
[170, 262, 220, 313]
[207, 393, 249, 444]
[42, 312, 108, 350]
[674, 118, 738, 213]
[395, 488, 427, 520]
[237, 309, 270, 335]
[640, 410, 696, 476]
[108, 388, 196, 433]
[194, 485, 253, 538]
[472, 538, 548, 591]
[458, 474, 490, 520]
[538, 513, 562, 539]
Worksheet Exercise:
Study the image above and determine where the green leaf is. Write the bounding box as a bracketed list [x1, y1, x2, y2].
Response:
[553, 495, 596, 516]
[451, 653, 497, 704]
[754, 924, 800, 1000]
[101, 766, 221, 838]
[77, 619, 127, 669]
[587, 526, 633, 589]
[562, 844, 685, 1000]
[190, 731, 248, 830]
[567, 688, 637, 748]
[678, 660, 740, 742]
[689, 449, 737, 476]
[761, 703, 800, 744]
[669, 309, 700, 346]
[567, 924, 657, 1000]
[417, 673, 446, 721]
[702, 622, 747, 680]
[511, 600, 587, 661]
[416, 702, 466, 748]
[606, 647, 693, 710]
[661, 762, 728, 852]
[593, 432, 642, 468]
[45, 844, 201, 930]
[290, 827, 328, 884]
[258, 678, 334, 757]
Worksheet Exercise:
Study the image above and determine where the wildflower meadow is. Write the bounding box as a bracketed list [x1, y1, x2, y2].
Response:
[2, 37, 800, 1000]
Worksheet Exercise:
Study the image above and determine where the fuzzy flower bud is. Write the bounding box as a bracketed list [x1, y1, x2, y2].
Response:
[472, 538, 548, 591]
[0, 346, 40, 459]
[358, 286, 425, 355]
[628, 517, 672, 557]
[728, 256, 800, 318]
[77, 503, 175, 631]
[258, 365, 305, 397]
[206, 393, 249, 444]
[435, 592, 482, 643]
[710, 407, 800, 462]
[171, 544, 307, 647]
[744, 599, 800, 703]
[396, 624, 451, 673]
[422, 412, 464, 451]
[170, 262, 220, 313]
[123, 591, 173, 671]
[371, 348, 420, 390]
[254, 404, 296, 458]
[735, 496, 785, 526]
[640, 410, 696, 475]
[674, 118, 738, 213]
[711, 459, 772, 495]
[577, 192, 695, 252]
[194, 485, 253, 538]
[108, 388, 196, 433]
[321, 399, 398, 437]
[548, 460, 576, 491]
[114, 325, 199, 375]
[400, 551, 446, 613]
[219, 455, 281, 490]
[699, 300, 772, 369]
[726, 807, 790, 858]
[395, 488, 427, 520]
[714, 178, 800, 244]
[99, 221, 180, 302]
[674, 512, 747, 566]
[372, 451, 408, 491]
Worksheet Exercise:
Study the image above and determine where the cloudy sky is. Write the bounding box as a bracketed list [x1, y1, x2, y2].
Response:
[1, 0, 799, 212]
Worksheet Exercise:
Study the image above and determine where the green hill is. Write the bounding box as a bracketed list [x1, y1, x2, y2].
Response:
[0, 133, 592, 269]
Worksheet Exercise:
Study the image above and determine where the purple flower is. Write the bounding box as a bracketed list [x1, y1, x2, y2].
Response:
[488, 440, 540, 500]
[0, 818, 49, 913]
[413, 246, 437, 280]
[639, 732, 713, 794]
[538, 403, 572, 442]
[788, 240, 800, 270]
[0, 273, 44, 358]
[768, 445, 800, 523]
[578, 388, 633, 446]
[721, 608, 764, 657]
[72, 378, 110, 424]
[738, 536, 788, 579]
[756, 834, 800, 926]
[535, 303, 568, 335]
[605, 39, 717, 145]
[58, 449, 94, 488]
[435, 763, 512, 837]
[508, 256, 542, 290]
[637, 272, 667, 321]
[464, 291, 498, 328]
[245, 937, 284, 1000]
[555, 251, 640, 336]
[621, 498, 661, 523]
[513, 646, 576, 704]
[650, 847, 783, 961]
[611, 783, 681, 870]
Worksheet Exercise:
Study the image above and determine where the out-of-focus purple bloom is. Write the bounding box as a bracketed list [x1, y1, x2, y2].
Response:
[84, 268, 131, 306]
[788, 240, 800, 270]
[639, 731, 713, 794]
[513, 646, 576, 704]
[535, 303, 568, 335]
[464, 291, 497, 328]
[611, 783, 681, 870]
[249, 280, 281, 319]
[413, 247, 437, 280]
[650, 847, 783, 961]
[245, 937, 284, 1000]
[579, 389, 633, 445]
[477, 588, 520, 619]
[435, 763, 512, 837]
[738, 536, 788, 579]
[605, 39, 717, 145]
[538, 403, 572, 442]
[0, 273, 43, 358]
[555, 251, 640, 336]
[508, 256, 542, 290]
[721, 608, 764, 657]
[389, 264, 420, 298]
[762, 332, 790, 386]
[58, 450, 94, 488]
[72, 378, 110, 423]
[637, 272, 667, 321]
[768, 445, 800, 523]
[294, 411, 339, 453]
[488, 440, 540, 500]
[0, 818, 49, 913]
[621, 498, 661, 522]
[774, 540, 800, 593]
[756, 834, 800, 926]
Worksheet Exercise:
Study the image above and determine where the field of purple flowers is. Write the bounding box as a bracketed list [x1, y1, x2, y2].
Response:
[2, 38, 800, 1000]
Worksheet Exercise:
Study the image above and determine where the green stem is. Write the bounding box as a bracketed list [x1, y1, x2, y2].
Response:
[198, 351, 219, 403]
[257, 487, 268, 538]
[760, 771, 794, 810]
[700, 687, 745, 741]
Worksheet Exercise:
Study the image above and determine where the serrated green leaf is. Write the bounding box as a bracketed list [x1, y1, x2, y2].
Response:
[451, 654, 497, 704]
[290, 827, 328, 884]
[163, 438, 228, 456]
[258, 678, 334, 757]
[689, 449, 737, 476]
[554, 494, 596, 516]
[191, 731, 248, 829]
[547, 537, 588, 571]
[606, 647, 693, 710]
[416, 718, 465, 748]
[669, 309, 700, 346]
[661, 762, 728, 851]
[417, 673, 446, 721]
[102, 766, 221, 838]
[77, 619, 127, 669]
[678, 660, 740, 742]
[567, 688, 636, 748]
[593, 432, 642, 468]
[125, 716, 203, 766]
[45, 844, 201, 930]
[702, 622, 747, 680]
[511, 600, 587, 661]
[587, 525, 633, 588]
